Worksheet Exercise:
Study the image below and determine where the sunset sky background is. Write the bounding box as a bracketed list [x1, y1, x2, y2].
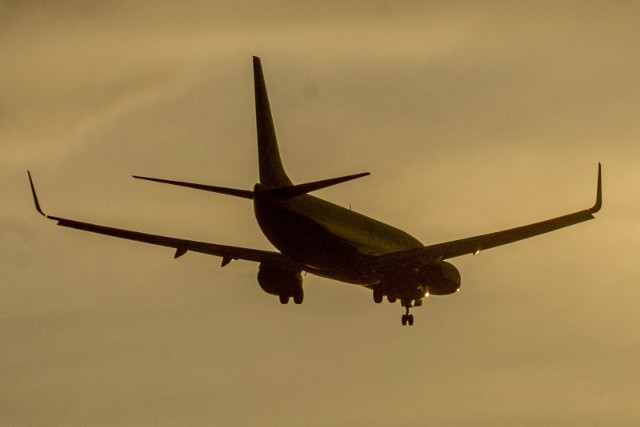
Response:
[2, 1, 640, 425]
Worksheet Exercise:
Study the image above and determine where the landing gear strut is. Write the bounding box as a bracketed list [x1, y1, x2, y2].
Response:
[401, 300, 415, 326]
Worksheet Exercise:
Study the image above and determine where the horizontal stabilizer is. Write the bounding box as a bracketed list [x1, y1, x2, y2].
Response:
[133, 175, 254, 199]
[265, 172, 370, 199]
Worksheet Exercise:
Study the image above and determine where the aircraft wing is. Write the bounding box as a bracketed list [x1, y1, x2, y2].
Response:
[373, 164, 602, 268]
[27, 172, 299, 269]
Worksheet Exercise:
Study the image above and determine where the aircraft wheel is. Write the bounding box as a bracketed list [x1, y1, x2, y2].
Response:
[279, 294, 290, 304]
[293, 288, 304, 304]
[408, 315, 414, 326]
[388, 295, 397, 303]
[401, 315, 407, 326]
[373, 287, 383, 304]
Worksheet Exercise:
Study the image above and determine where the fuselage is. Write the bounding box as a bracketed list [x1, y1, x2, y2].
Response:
[253, 184, 423, 285]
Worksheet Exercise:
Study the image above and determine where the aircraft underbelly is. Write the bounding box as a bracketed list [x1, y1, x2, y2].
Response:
[256, 204, 357, 267]
[253, 194, 421, 284]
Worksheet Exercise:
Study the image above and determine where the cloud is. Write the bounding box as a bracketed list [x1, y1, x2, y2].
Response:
[2, 1, 640, 425]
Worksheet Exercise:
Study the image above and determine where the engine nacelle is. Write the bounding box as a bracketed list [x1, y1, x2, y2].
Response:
[257, 263, 303, 297]
[422, 261, 461, 295]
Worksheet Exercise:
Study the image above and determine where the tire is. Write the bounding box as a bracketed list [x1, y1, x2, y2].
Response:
[373, 287, 383, 303]
[279, 294, 290, 304]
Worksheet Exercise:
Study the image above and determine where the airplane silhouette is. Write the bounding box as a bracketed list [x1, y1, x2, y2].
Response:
[28, 56, 602, 326]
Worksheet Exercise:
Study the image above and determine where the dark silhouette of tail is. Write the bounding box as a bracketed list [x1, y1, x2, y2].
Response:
[253, 56, 293, 187]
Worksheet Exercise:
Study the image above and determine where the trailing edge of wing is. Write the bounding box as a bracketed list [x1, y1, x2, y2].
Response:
[49, 217, 296, 266]
[27, 171, 298, 268]
[373, 163, 603, 268]
[133, 175, 254, 199]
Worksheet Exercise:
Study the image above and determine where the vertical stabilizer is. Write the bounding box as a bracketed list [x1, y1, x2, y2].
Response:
[253, 56, 293, 186]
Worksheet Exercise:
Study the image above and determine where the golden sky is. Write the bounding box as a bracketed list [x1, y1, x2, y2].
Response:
[2, 1, 640, 425]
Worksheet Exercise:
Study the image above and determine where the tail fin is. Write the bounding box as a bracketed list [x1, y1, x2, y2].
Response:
[253, 56, 293, 187]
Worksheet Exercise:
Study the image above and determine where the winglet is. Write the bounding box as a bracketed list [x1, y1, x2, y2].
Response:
[589, 163, 602, 214]
[27, 171, 48, 218]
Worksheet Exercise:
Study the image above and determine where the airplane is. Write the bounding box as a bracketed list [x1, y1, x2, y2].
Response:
[28, 56, 602, 326]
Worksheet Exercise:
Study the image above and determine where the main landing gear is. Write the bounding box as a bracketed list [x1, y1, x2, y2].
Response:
[278, 288, 304, 305]
[401, 306, 414, 326]
[401, 299, 420, 326]
[372, 287, 422, 326]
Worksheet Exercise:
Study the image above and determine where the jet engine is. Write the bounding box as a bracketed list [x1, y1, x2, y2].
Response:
[257, 263, 304, 304]
[422, 261, 461, 295]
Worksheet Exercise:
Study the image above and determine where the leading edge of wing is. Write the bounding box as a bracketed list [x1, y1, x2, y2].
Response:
[27, 171, 299, 268]
[374, 163, 603, 266]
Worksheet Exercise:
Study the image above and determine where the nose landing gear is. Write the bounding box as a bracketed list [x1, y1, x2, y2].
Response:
[401, 313, 414, 326]
[401, 300, 417, 326]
